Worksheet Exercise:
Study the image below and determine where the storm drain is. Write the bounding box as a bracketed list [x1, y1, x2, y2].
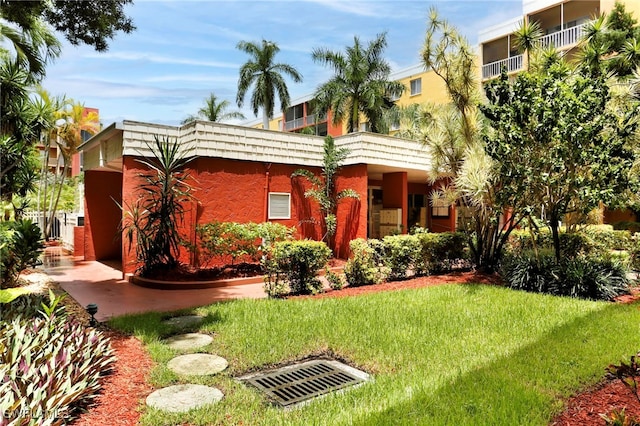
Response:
[238, 359, 369, 407]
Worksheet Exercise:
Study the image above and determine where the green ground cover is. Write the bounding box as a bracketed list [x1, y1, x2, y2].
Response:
[110, 284, 640, 425]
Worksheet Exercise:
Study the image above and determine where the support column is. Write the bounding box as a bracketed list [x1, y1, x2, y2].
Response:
[382, 172, 408, 234]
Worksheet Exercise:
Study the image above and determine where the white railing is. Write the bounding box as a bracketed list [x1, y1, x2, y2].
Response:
[284, 117, 305, 130]
[482, 54, 524, 80]
[22, 211, 83, 251]
[539, 22, 588, 50]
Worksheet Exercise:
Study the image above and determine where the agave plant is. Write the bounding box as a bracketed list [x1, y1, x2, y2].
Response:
[122, 135, 195, 277]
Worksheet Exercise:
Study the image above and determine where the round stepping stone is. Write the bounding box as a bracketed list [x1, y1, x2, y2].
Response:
[146, 384, 223, 413]
[167, 353, 228, 376]
[162, 315, 203, 328]
[164, 333, 213, 351]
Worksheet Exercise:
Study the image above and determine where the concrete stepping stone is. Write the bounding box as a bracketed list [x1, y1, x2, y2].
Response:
[146, 384, 223, 413]
[167, 353, 228, 376]
[164, 333, 213, 351]
[162, 315, 204, 328]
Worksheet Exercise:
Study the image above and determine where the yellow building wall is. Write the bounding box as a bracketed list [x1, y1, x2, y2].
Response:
[394, 69, 451, 107]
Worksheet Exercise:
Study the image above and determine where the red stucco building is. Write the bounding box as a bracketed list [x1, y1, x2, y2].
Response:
[78, 120, 456, 276]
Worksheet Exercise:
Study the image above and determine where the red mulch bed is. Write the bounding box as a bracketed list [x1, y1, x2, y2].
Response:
[74, 271, 640, 425]
[70, 330, 154, 426]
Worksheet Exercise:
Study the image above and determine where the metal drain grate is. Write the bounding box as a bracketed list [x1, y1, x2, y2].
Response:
[239, 359, 368, 407]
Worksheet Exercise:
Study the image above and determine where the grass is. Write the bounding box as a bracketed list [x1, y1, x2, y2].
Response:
[109, 284, 640, 425]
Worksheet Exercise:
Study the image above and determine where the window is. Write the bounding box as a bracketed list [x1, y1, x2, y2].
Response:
[431, 197, 449, 218]
[410, 78, 422, 96]
[359, 122, 371, 132]
[390, 119, 400, 131]
[269, 193, 291, 219]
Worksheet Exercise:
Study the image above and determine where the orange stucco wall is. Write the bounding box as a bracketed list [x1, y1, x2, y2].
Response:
[84, 170, 122, 261]
[119, 156, 367, 273]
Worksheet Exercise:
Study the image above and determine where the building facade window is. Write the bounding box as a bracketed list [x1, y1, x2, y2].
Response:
[268, 192, 291, 219]
[431, 197, 449, 218]
[410, 78, 422, 96]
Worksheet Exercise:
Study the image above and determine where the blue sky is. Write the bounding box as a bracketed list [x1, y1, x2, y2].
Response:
[41, 0, 523, 127]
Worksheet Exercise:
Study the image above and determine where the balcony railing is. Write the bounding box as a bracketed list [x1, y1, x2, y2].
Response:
[284, 113, 328, 131]
[284, 117, 305, 131]
[539, 22, 588, 50]
[482, 54, 524, 80]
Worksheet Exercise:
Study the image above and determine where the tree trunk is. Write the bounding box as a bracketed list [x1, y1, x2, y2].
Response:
[262, 113, 269, 130]
[549, 210, 561, 262]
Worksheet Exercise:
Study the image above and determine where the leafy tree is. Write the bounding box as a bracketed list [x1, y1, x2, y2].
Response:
[122, 136, 195, 277]
[481, 63, 639, 261]
[1, 0, 135, 52]
[291, 136, 359, 253]
[236, 39, 302, 129]
[181, 92, 245, 124]
[312, 32, 404, 134]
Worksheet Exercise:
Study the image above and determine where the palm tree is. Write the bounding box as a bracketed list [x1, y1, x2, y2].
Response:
[0, 19, 61, 81]
[182, 93, 245, 125]
[236, 39, 302, 129]
[44, 101, 99, 237]
[312, 32, 404, 134]
[513, 19, 542, 70]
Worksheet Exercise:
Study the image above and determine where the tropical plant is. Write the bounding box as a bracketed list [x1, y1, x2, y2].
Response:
[312, 32, 404, 133]
[43, 101, 99, 238]
[291, 135, 359, 252]
[417, 8, 527, 272]
[0, 17, 61, 81]
[578, 2, 640, 79]
[181, 92, 246, 124]
[0, 219, 44, 288]
[513, 19, 542, 69]
[236, 39, 302, 129]
[0, 291, 115, 424]
[121, 136, 196, 277]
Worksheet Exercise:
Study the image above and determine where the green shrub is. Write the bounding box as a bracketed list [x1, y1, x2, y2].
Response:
[325, 268, 345, 290]
[262, 240, 331, 296]
[501, 250, 629, 301]
[414, 231, 467, 274]
[506, 229, 595, 258]
[343, 238, 389, 287]
[583, 225, 632, 251]
[0, 291, 115, 423]
[1, 219, 44, 289]
[195, 221, 294, 267]
[382, 235, 421, 280]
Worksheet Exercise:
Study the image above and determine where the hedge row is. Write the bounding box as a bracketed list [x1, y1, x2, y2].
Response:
[344, 231, 468, 287]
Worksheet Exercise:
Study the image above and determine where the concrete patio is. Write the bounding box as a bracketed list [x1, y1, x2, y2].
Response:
[42, 248, 267, 322]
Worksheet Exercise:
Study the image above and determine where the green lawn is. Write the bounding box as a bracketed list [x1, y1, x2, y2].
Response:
[110, 284, 640, 425]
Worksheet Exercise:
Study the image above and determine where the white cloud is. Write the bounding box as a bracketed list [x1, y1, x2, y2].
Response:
[83, 51, 239, 69]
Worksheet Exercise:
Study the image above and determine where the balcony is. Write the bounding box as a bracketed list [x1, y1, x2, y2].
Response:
[539, 22, 588, 50]
[284, 117, 305, 131]
[284, 113, 328, 131]
[482, 55, 524, 80]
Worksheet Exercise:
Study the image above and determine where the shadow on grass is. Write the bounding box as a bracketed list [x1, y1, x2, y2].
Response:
[353, 300, 640, 426]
